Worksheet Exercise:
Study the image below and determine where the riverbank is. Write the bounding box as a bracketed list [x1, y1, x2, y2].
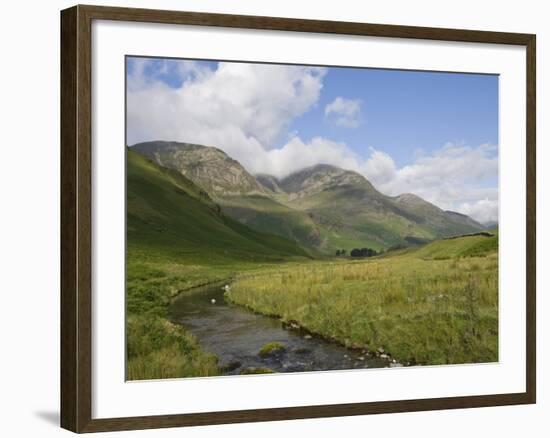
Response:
[125, 249, 305, 380]
[127, 234, 498, 378]
[126, 259, 231, 380]
[227, 235, 499, 366]
[169, 283, 391, 375]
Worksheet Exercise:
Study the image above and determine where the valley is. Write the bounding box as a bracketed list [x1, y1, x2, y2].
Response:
[126, 142, 498, 380]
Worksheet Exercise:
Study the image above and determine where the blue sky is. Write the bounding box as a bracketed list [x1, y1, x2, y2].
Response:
[126, 57, 499, 222]
[290, 67, 498, 167]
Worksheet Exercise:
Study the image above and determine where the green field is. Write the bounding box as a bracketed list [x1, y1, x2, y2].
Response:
[126, 148, 498, 379]
[227, 234, 498, 365]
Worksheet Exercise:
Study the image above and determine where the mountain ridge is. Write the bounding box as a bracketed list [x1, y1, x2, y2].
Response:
[132, 141, 267, 197]
[130, 141, 486, 252]
[126, 147, 309, 262]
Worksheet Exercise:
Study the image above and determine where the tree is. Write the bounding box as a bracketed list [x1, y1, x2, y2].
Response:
[335, 249, 341, 256]
[350, 247, 377, 258]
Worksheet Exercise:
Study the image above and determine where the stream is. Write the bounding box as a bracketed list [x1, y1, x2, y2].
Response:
[169, 283, 392, 375]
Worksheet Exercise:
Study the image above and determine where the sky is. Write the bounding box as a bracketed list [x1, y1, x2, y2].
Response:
[126, 57, 499, 223]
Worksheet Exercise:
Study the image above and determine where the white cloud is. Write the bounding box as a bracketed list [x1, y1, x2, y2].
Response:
[258, 137, 361, 178]
[358, 143, 498, 222]
[127, 59, 498, 223]
[361, 147, 397, 186]
[458, 199, 499, 224]
[324, 97, 362, 128]
[127, 60, 326, 160]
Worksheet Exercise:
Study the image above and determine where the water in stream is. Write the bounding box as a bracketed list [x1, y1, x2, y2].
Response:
[169, 284, 391, 375]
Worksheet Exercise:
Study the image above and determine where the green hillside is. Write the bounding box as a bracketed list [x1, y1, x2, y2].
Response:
[132, 141, 324, 254]
[283, 183, 433, 251]
[279, 164, 486, 252]
[412, 232, 498, 260]
[218, 194, 324, 253]
[127, 148, 309, 264]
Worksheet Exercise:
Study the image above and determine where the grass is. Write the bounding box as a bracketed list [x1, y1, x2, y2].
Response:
[127, 315, 219, 380]
[227, 236, 498, 366]
[259, 341, 286, 357]
[219, 194, 323, 254]
[413, 232, 498, 260]
[240, 367, 275, 375]
[126, 262, 224, 380]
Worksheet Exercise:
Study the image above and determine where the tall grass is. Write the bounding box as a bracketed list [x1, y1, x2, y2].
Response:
[127, 315, 218, 380]
[228, 252, 498, 365]
[125, 247, 297, 380]
[125, 260, 225, 380]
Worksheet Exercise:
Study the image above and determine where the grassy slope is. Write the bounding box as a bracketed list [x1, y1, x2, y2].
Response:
[218, 194, 325, 255]
[126, 149, 309, 380]
[283, 186, 435, 252]
[228, 234, 498, 365]
[226, 187, 487, 255]
[127, 149, 309, 264]
[413, 232, 498, 260]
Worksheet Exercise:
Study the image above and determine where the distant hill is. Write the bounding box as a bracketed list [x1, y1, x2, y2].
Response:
[126, 148, 309, 263]
[444, 210, 488, 231]
[278, 164, 377, 196]
[130, 141, 486, 253]
[411, 231, 498, 260]
[273, 164, 485, 250]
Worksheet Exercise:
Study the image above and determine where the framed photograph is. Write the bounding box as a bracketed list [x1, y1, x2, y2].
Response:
[60, 4, 536, 433]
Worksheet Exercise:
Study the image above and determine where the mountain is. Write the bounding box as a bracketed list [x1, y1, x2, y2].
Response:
[132, 141, 266, 197]
[278, 164, 379, 198]
[255, 174, 285, 194]
[272, 164, 485, 249]
[483, 220, 498, 230]
[131, 141, 324, 253]
[126, 147, 309, 263]
[444, 210, 488, 231]
[130, 141, 486, 253]
[391, 193, 486, 234]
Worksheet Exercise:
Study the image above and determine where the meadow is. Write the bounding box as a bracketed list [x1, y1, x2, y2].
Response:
[227, 234, 499, 366]
[125, 252, 304, 380]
